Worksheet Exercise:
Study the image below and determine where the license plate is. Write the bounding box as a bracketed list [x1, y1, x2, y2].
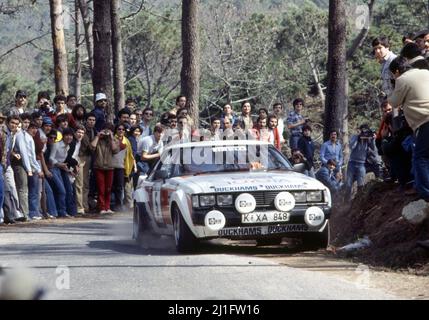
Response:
[241, 211, 290, 224]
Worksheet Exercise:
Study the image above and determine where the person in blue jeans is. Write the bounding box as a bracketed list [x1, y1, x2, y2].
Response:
[0, 165, 4, 224]
[48, 128, 77, 217]
[287, 98, 306, 150]
[345, 124, 376, 201]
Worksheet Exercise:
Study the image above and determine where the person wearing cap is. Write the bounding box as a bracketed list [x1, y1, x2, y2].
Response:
[371, 36, 397, 97]
[344, 124, 377, 201]
[91, 93, 108, 133]
[10, 90, 29, 116]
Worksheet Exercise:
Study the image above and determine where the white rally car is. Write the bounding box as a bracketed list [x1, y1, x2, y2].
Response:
[133, 140, 331, 253]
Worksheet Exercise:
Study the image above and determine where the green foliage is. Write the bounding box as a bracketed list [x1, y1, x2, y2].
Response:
[1, 0, 429, 130]
[122, 9, 181, 112]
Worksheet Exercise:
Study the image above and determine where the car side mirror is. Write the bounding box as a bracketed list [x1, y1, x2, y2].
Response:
[292, 163, 306, 173]
[155, 170, 168, 180]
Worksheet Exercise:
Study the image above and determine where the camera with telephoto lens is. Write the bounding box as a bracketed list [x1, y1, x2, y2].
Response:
[359, 125, 374, 139]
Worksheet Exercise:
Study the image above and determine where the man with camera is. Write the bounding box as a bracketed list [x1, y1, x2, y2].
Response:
[344, 124, 377, 201]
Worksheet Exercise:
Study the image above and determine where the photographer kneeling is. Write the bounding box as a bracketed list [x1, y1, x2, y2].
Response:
[344, 124, 377, 201]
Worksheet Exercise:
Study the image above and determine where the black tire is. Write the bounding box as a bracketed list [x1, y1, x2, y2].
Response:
[256, 238, 283, 246]
[301, 221, 330, 251]
[172, 206, 198, 253]
[132, 202, 143, 242]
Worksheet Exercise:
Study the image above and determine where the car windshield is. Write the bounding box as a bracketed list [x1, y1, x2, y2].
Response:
[168, 144, 292, 177]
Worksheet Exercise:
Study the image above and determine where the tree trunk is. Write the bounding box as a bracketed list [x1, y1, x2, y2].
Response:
[324, 0, 347, 142]
[93, 0, 113, 118]
[49, 0, 69, 96]
[111, 0, 126, 114]
[77, 0, 94, 73]
[74, 0, 81, 99]
[181, 0, 200, 128]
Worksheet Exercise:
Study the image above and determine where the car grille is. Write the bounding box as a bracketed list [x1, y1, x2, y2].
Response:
[231, 190, 318, 208]
[249, 191, 278, 207]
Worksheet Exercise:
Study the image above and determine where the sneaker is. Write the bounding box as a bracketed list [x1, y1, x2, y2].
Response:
[31, 216, 43, 221]
[100, 210, 107, 214]
[106, 209, 114, 214]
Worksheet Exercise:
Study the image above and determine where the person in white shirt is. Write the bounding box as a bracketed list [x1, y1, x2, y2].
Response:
[139, 125, 164, 175]
[26, 121, 44, 220]
[272, 102, 286, 144]
[12, 113, 42, 220]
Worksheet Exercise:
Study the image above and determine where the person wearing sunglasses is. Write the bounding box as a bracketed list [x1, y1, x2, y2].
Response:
[91, 93, 108, 133]
[10, 90, 29, 116]
[140, 107, 154, 138]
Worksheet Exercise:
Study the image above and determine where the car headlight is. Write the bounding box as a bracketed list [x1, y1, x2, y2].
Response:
[192, 195, 199, 208]
[199, 195, 216, 207]
[217, 194, 233, 206]
[293, 191, 307, 203]
[307, 191, 323, 202]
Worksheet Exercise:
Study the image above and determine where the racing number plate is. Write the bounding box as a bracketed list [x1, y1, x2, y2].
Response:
[242, 211, 290, 224]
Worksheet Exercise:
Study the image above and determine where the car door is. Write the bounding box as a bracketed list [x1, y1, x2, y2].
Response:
[144, 160, 162, 220]
[150, 152, 174, 226]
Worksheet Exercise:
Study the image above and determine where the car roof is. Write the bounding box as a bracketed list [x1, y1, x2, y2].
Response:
[163, 139, 271, 152]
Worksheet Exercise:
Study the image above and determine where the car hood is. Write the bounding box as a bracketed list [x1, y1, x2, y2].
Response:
[170, 171, 327, 194]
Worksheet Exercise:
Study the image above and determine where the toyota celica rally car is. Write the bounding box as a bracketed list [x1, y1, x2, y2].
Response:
[133, 140, 331, 253]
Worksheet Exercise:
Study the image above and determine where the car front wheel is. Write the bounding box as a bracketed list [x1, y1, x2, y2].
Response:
[301, 221, 330, 251]
[172, 206, 198, 253]
[132, 202, 142, 242]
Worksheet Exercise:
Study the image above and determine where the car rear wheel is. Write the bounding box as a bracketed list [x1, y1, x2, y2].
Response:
[172, 206, 198, 253]
[301, 221, 330, 251]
